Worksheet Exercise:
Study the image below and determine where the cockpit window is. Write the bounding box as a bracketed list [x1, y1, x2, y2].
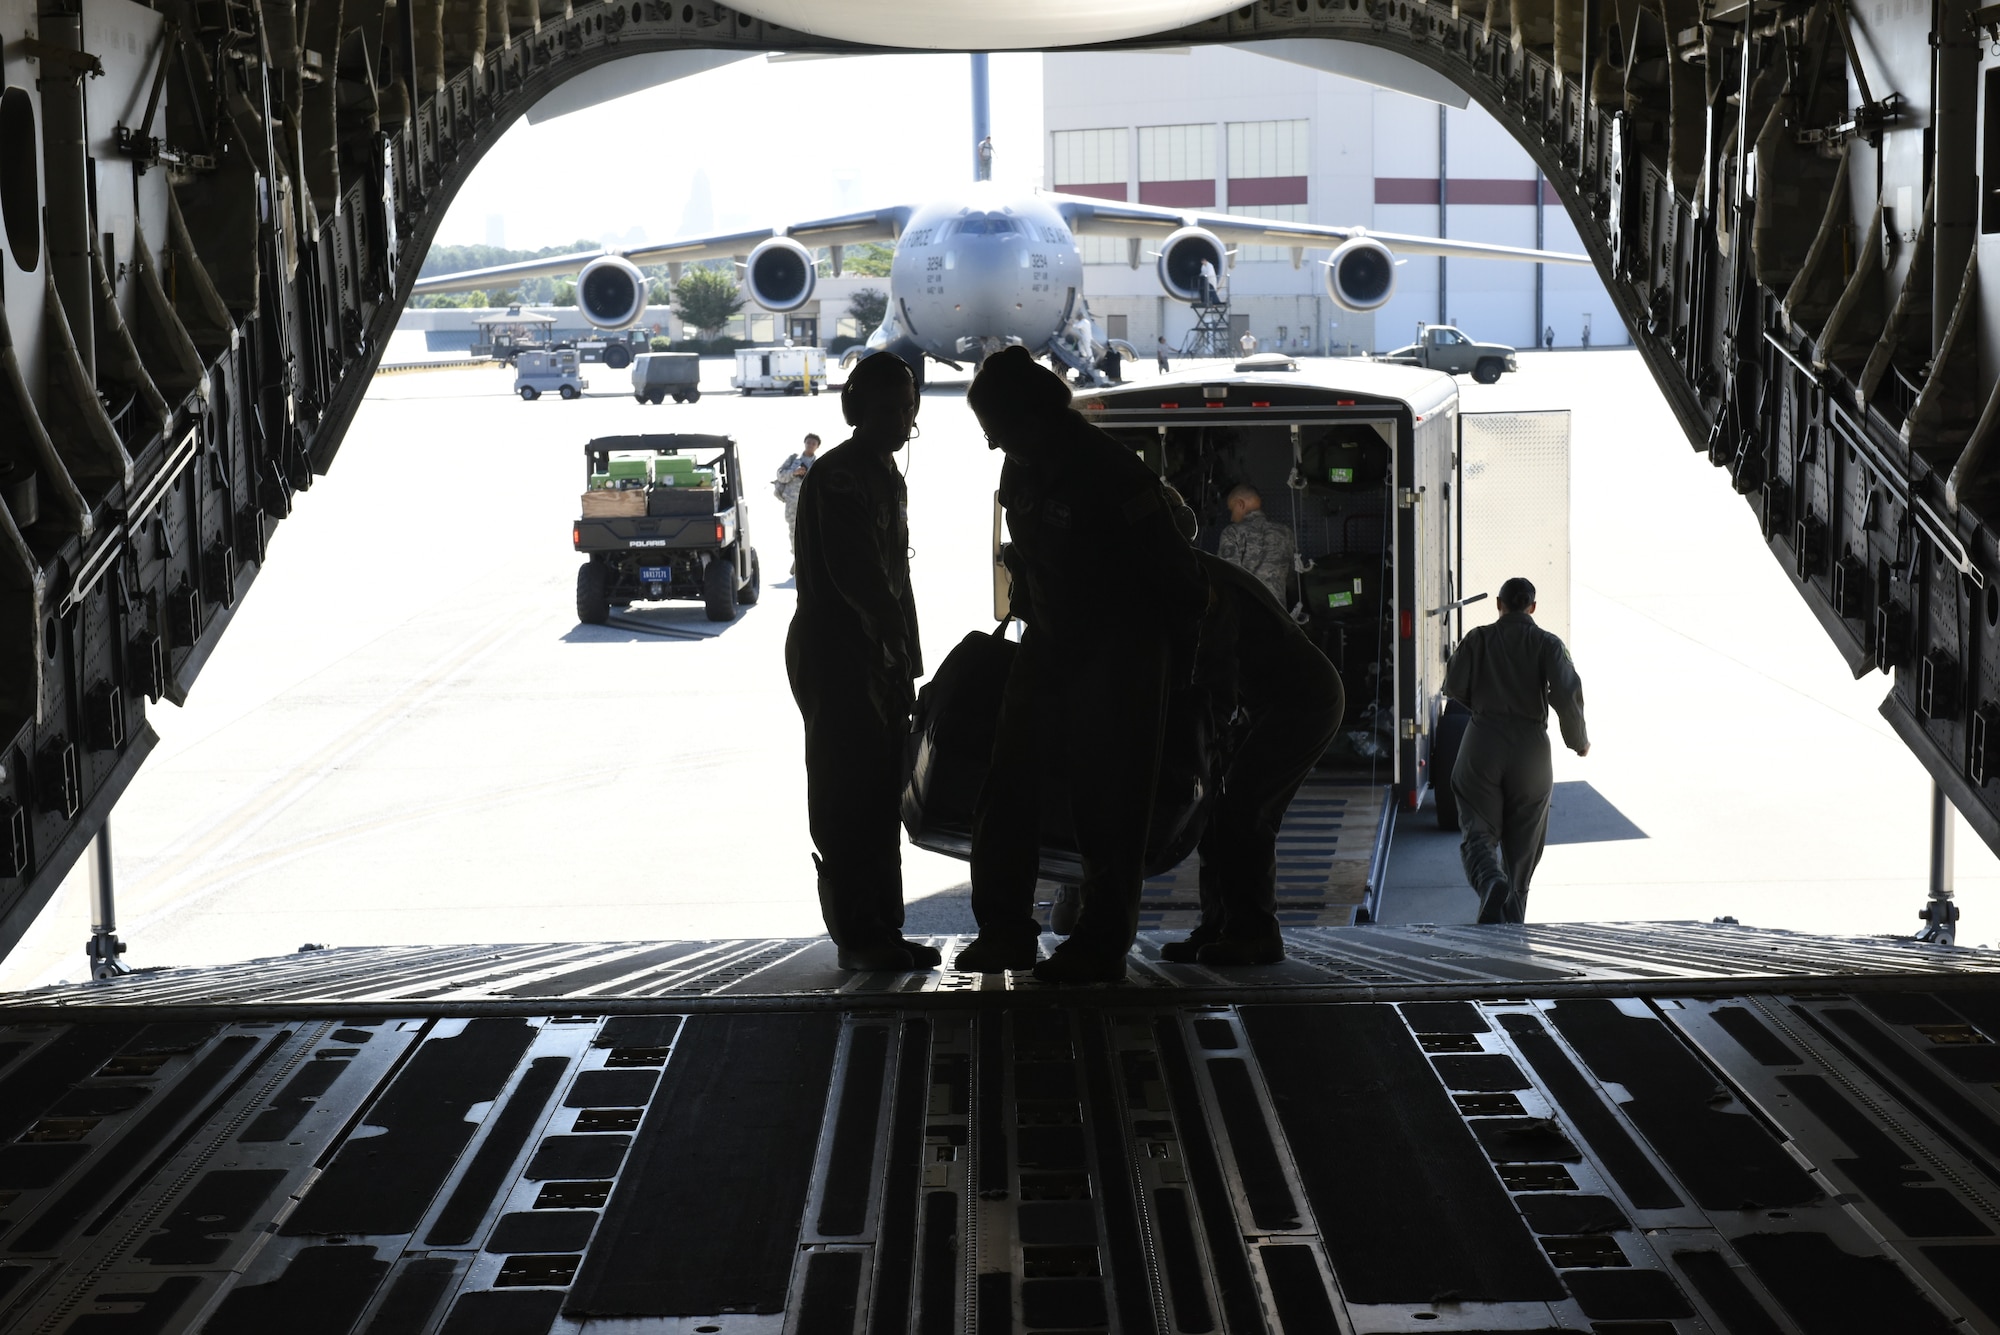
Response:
[954, 215, 1019, 236]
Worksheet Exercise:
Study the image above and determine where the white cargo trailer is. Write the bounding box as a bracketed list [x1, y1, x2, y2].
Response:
[1079, 362, 1570, 924]
[731, 345, 826, 395]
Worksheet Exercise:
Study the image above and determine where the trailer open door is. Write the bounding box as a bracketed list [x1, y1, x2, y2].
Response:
[1455, 410, 1573, 648]
[1425, 409, 1573, 840]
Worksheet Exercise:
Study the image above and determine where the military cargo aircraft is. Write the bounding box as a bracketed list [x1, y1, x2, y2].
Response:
[4, 3, 2000, 1331]
[409, 179, 1591, 385]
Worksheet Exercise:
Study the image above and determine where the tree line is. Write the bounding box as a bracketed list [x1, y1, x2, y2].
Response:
[411, 242, 894, 343]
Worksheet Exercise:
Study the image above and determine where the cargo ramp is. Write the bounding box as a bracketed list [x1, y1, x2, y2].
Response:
[2, 924, 2000, 1332]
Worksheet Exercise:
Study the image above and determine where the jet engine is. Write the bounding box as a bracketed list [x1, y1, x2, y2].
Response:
[1154, 227, 1227, 303]
[576, 255, 649, 330]
[1325, 237, 1397, 312]
[745, 237, 817, 312]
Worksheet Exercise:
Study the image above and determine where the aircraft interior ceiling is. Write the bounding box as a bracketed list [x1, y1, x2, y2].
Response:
[0, 0, 1988, 960]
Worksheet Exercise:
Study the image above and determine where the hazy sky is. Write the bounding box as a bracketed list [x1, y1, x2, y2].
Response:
[434, 53, 1046, 251]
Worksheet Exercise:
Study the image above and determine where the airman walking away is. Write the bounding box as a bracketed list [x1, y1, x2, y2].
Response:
[1442, 577, 1589, 924]
[773, 433, 821, 575]
[1161, 552, 1343, 965]
[1217, 485, 1295, 608]
[786, 358, 938, 971]
[958, 346, 1208, 984]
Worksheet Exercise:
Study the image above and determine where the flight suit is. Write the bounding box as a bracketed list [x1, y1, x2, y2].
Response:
[1442, 611, 1588, 923]
[969, 409, 1209, 963]
[1217, 509, 1296, 608]
[1171, 553, 1343, 958]
[786, 434, 922, 952]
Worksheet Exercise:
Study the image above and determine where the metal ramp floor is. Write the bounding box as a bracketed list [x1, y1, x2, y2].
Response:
[1138, 781, 1384, 932]
[1, 923, 2000, 1333]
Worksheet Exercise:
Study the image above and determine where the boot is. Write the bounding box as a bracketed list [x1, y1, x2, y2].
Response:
[1031, 942, 1129, 985]
[954, 929, 1041, 973]
[1475, 877, 1515, 925]
[837, 940, 916, 971]
[897, 938, 943, 968]
[1158, 922, 1220, 964]
[816, 856, 921, 970]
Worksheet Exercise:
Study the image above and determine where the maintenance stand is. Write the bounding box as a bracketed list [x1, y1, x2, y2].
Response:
[1179, 291, 1235, 360]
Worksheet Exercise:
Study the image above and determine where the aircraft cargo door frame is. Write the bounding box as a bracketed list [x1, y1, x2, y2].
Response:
[1456, 410, 1573, 650]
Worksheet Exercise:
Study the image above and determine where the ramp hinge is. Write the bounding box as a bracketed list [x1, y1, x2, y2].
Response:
[1399, 487, 1420, 509]
[1402, 718, 1419, 740]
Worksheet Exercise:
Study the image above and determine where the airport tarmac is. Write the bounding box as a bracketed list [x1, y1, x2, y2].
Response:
[0, 350, 1983, 992]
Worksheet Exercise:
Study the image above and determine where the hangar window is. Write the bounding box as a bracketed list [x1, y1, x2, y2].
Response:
[1139, 123, 1217, 189]
[1053, 128, 1131, 264]
[1227, 119, 1309, 180]
[1051, 128, 1128, 196]
[0, 87, 39, 272]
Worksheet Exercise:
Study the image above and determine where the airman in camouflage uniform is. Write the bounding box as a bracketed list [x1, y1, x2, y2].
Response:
[1218, 485, 1295, 608]
[773, 433, 820, 573]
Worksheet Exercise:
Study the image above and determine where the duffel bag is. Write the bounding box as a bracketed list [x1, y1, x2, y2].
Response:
[901, 625, 1017, 848]
[901, 625, 1224, 882]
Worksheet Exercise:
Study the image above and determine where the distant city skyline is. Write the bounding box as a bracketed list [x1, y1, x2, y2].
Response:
[431, 53, 1045, 252]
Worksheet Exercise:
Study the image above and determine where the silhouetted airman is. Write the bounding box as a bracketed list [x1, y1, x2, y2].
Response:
[787, 353, 938, 971]
[956, 346, 1208, 984]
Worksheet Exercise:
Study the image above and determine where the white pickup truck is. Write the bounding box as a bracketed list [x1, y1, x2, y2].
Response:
[1379, 325, 1519, 384]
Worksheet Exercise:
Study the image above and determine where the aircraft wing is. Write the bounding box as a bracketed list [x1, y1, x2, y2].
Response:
[1048, 192, 1593, 266]
[409, 206, 913, 297]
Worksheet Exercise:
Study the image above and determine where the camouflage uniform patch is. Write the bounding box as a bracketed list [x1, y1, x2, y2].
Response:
[775, 453, 814, 550]
[1217, 510, 1296, 607]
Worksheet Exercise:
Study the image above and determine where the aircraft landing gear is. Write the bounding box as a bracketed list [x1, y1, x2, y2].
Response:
[1916, 782, 1960, 946]
[86, 823, 131, 979]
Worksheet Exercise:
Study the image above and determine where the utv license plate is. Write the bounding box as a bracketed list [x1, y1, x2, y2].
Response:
[1326, 591, 1353, 608]
[639, 566, 673, 582]
[1326, 467, 1354, 484]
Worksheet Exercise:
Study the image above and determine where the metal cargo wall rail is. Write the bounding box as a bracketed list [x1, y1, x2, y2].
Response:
[0, 0, 1992, 951]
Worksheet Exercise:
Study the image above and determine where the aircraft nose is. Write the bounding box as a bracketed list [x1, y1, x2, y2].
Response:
[959, 236, 1013, 274]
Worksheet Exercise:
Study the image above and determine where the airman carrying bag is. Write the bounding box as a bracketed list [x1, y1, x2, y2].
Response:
[901, 624, 1222, 885]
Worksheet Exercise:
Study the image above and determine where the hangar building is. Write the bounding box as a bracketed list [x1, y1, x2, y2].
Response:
[1043, 45, 1630, 355]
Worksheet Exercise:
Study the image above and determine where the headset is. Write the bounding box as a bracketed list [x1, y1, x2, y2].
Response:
[841, 352, 920, 428]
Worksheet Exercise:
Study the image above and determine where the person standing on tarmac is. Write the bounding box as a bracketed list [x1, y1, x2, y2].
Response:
[786, 354, 939, 972]
[1217, 484, 1295, 608]
[1161, 551, 1342, 965]
[1156, 336, 1172, 373]
[773, 432, 820, 575]
[958, 346, 1208, 983]
[1442, 577, 1589, 924]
